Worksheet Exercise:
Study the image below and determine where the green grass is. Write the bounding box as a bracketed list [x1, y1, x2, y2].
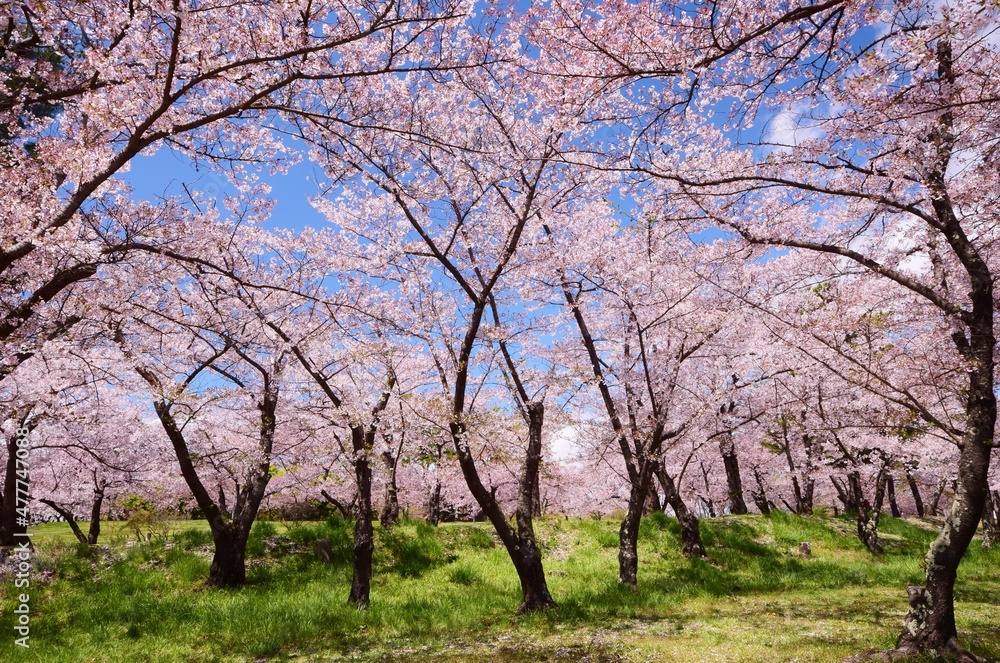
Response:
[1, 514, 997, 662]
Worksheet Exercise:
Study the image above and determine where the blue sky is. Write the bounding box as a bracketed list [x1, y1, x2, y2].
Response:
[124, 147, 328, 233]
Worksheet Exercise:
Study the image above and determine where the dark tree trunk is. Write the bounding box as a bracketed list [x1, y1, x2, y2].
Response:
[751, 468, 772, 515]
[618, 459, 656, 588]
[39, 499, 89, 545]
[208, 524, 250, 586]
[427, 482, 442, 525]
[719, 433, 748, 515]
[906, 471, 926, 518]
[0, 419, 33, 546]
[698, 462, 717, 517]
[643, 482, 662, 514]
[380, 450, 400, 529]
[511, 402, 556, 612]
[320, 489, 355, 520]
[657, 465, 705, 557]
[887, 474, 901, 519]
[532, 471, 543, 518]
[349, 426, 374, 609]
[857, 469, 887, 555]
[831, 471, 863, 515]
[150, 387, 277, 589]
[449, 401, 555, 612]
[790, 475, 814, 514]
[121, 320, 283, 590]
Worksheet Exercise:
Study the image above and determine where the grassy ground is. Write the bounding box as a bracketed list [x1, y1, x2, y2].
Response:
[0, 513, 997, 662]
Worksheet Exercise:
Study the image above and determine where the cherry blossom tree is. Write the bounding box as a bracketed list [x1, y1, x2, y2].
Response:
[0, 0, 464, 386]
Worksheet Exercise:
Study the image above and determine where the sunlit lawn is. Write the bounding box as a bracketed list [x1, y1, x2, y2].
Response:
[1, 512, 997, 662]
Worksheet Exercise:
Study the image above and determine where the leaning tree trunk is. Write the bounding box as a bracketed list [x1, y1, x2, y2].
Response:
[719, 432, 748, 515]
[750, 467, 772, 515]
[39, 499, 90, 545]
[929, 477, 948, 517]
[657, 464, 705, 557]
[896, 112, 996, 658]
[448, 402, 555, 612]
[887, 474, 901, 519]
[906, 471, 926, 518]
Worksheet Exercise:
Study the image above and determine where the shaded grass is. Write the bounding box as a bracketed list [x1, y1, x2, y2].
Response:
[1, 513, 997, 662]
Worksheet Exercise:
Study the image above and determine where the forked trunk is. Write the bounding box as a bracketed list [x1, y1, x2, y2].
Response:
[618, 457, 658, 587]
[39, 499, 89, 545]
[450, 402, 555, 612]
[857, 469, 887, 555]
[657, 465, 705, 557]
[791, 475, 815, 515]
[207, 525, 250, 587]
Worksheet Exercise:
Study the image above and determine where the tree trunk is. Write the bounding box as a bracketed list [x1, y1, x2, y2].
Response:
[887, 474, 901, 519]
[618, 460, 654, 588]
[896, 415, 993, 660]
[906, 471, 926, 518]
[896, 103, 996, 656]
[0, 423, 31, 546]
[349, 426, 374, 609]
[207, 523, 251, 587]
[511, 401, 556, 612]
[981, 490, 1000, 549]
[39, 499, 89, 545]
[790, 475, 814, 515]
[857, 469, 887, 555]
[719, 432, 748, 515]
[643, 482, 662, 514]
[448, 401, 555, 612]
[929, 477, 948, 517]
[751, 473, 772, 515]
[657, 465, 705, 557]
[380, 450, 400, 529]
[427, 482, 442, 525]
[532, 470, 542, 518]
[831, 471, 863, 515]
[751, 467, 772, 515]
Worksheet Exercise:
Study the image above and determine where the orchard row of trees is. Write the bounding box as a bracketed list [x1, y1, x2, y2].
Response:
[1, 1, 998, 660]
